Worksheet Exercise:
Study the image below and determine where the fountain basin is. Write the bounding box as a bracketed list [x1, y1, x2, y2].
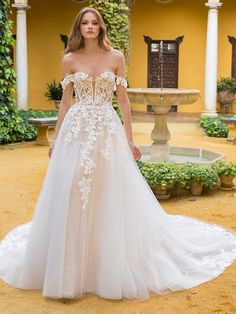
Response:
[127, 88, 200, 144]
[140, 145, 225, 166]
[128, 88, 200, 107]
[127, 88, 222, 164]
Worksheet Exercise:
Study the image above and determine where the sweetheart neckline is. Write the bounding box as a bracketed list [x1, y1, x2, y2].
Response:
[71, 71, 116, 79]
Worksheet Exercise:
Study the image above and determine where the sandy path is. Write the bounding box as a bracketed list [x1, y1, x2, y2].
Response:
[0, 122, 235, 314]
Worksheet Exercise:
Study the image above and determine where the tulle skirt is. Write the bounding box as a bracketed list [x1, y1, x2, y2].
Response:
[0, 103, 236, 299]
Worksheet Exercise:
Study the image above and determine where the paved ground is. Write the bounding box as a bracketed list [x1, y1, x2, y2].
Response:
[0, 118, 235, 314]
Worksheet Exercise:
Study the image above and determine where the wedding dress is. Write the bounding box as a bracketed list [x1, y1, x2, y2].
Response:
[0, 71, 236, 300]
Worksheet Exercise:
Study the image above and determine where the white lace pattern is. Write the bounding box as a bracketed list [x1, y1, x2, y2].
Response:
[61, 71, 127, 210]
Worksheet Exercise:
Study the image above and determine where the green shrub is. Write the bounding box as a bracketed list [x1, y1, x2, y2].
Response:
[0, 0, 33, 144]
[180, 163, 218, 189]
[0, 109, 57, 144]
[136, 161, 220, 194]
[217, 77, 236, 93]
[213, 161, 236, 177]
[0, 106, 36, 143]
[199, 116, 229, 138]
[138, 162, 180, 189]
[224, 113, 236, 118]
[18, 109, 57, 120]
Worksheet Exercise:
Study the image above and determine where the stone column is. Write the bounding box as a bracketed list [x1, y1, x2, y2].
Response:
[202, 0, 222, 117]
[12, 1, 30, 110]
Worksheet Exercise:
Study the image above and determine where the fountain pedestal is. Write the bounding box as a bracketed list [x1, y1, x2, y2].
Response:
[151, 108, 170, 144]
[151, 144, 170, 162]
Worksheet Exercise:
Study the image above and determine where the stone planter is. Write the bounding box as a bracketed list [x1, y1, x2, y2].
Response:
[54, 100, 60, 110]
[218, 91, 235, 114]
[190, 181, 203, 196]
[153, 186, 171, 200]
[220, 174, 234, 189]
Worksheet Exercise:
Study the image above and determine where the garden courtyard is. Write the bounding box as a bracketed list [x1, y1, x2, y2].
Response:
[0, 115, 235, 314]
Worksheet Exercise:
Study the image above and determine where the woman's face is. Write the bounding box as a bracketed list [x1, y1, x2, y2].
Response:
[80, 12, 101, 40]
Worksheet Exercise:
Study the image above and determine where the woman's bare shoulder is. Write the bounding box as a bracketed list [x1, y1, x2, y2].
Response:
[110, 48, 125, 60]
[62, 53, 76, 75]
[62, 52, 83, 73]
[62, 52, 79, 64]
[108, 49, 125, 71]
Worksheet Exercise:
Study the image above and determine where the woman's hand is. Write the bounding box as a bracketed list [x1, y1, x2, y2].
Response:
[128, 140, 142, 160]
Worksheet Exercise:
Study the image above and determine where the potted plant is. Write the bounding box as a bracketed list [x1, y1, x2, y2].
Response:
[45, 79, 63, 109]
[139, 162, 179, 199]
[217, 77, 236, 115]
[213, 161, 236, 189]
[180, 163, 218, 196]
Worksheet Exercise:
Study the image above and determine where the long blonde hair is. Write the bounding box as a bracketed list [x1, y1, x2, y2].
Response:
[64, 7, 111, 54]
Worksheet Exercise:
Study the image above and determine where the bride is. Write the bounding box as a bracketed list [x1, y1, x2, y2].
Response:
[0, 7, 236, 300]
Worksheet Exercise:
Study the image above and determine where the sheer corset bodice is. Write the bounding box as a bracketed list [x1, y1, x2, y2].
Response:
[61, 71, 127, 105]
[60, 71, 129, 211]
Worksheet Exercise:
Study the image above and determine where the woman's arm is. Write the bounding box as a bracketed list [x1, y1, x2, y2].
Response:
[115, 51, 141, 160]
[48, 56, 74, 158]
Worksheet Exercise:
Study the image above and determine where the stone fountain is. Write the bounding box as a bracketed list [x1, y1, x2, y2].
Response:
[127, 41, 225, 165]
[128, 88, 200, 161]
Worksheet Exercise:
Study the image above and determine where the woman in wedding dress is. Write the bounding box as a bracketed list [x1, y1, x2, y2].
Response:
[0, 7, 236, 300]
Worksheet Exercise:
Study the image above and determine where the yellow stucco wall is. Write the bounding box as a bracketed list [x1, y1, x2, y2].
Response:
[10, 0, 236, 112]
[128, 0, 235, 113]
[11, 0, 86, 110]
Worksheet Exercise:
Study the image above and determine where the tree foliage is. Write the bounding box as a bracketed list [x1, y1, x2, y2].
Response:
[89, 0, 130, 118]
[0, 0, 36, 144]
[0, 0, 16, 112]
[89, 0, 130, 60]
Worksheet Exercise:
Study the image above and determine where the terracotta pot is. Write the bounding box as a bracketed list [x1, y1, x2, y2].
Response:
[220, 175, 234, 188]
[190, 181, 203, 196]
[153, 186, 171, 200]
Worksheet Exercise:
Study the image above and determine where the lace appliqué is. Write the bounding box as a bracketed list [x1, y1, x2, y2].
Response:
[77, 106, 116, 210]
[100, 148, 111, 160]
[0, 223, 30, 262]
[61, 74, 74, 90]
[78, 177, 92, 210]
[172, 216, 236, 274]
[100, 139, 112, 160]
[115, 76, 128, 90]
[63, 105, 81, 144]
[61, 72, 121, 210]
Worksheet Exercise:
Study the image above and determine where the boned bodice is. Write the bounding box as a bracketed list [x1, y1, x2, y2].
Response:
[61, 71, 127, 105]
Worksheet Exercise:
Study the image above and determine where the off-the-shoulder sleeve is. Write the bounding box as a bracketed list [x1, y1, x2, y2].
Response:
[61, 74, 74, 90]
[115, 76, 128, 90]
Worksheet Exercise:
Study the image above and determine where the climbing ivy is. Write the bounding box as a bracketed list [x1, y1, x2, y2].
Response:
[89, 0, 130, 119]
[0, 0, 37, 144]
[89, 0, 130, 60]
[0, 0, 16, 112]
